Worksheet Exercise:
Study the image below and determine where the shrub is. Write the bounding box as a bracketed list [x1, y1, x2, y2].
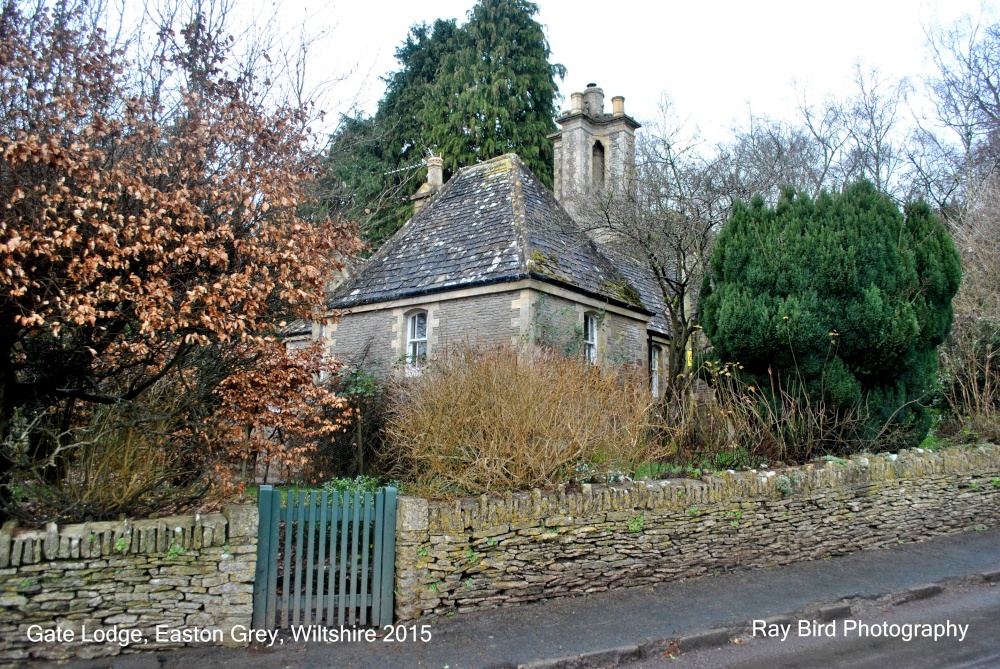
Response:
[386, 342, 661, 495]
[699, 182, 961, 451]
[659, 361, 891, 467]
[0, 1, 359, 521]
[321, 475, 401, 495]
[774, 475, 793, 497]
[939, 316, 1000, 443]
[299, 346, 393, 484]
[4, 377, 200, 523]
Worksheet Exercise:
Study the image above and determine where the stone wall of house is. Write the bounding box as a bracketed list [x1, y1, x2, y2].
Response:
[327, 308, 398, 371]
[330, 290, 526, 374]
[330, 287, 650, 374]
[0, 506, 257, 665]
[603, 310, 646, 365]
[532, 291, 647, 365]
[435, 290, 523, 349]
[394, 445, 1000, 621]
[531, 291, 581, 352]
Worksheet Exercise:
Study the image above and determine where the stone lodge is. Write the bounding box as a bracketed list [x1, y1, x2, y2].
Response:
[321, 85, 672, 393]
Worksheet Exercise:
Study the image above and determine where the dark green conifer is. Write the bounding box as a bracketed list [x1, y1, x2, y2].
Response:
[422, 0, 565, 184]
[317, 20, 459, 248]
[699, 181, 961, 446]
[318, 1, 563, 247]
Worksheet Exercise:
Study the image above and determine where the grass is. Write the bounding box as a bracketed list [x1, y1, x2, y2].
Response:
[918, 433, 946, 451]
[634, 461, 676, 479]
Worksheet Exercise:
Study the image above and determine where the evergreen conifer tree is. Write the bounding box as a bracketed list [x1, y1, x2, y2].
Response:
[422, 0, 565, 183]
[318, 0, 563, 247]
[698, 181, 961, 447]
[317, 21, 459, 247]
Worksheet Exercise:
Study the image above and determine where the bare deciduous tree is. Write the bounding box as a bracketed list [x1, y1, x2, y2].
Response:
[842, 64, 910, 197]
[581, 97, 720, 395]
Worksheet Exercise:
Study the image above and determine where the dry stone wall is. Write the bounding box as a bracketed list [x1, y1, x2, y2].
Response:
[394, 445, 1000, 620]
[0, 505, 257, 665]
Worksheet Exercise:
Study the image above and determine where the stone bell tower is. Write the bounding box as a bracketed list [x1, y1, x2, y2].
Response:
[550, 83, 640, 222]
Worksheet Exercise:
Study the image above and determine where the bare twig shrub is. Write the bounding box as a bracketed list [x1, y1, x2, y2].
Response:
[386, 343, 662, 496]
[939, 175, 1000, 443]
[659, 362, 904, 467]
[939, 316, 1000, 443]
[5, 378, 203, 522]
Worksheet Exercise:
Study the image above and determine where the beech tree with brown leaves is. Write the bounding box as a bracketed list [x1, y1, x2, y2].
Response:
[0, 0, 360, 521]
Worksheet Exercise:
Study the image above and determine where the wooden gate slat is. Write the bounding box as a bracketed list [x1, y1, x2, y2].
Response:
[280, 490, 294, 627]
[326, 491, 339, 625]
[303, 491, 317, 625]
[315, 490, 328, 625]
[266, 489, 281, 627]
[360, 491, 372, 626]
[379, 487, 397, 627]
[251, 486, 274, 628]
[337, 491, 350, 625]
[348, 491, 361, 625]
[292, 491, 306, 626]
[370, 489, 385, 625]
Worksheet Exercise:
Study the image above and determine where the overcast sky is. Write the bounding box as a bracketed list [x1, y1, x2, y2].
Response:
[268, 0, 996, 143]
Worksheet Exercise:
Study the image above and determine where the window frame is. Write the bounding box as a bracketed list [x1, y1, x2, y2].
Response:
[592, 140, 606, 188]
[583, 312, 598, 365]
[316, 321, 330, 381]
[406, 310, 429, 366]
[650, 345, 660, 397]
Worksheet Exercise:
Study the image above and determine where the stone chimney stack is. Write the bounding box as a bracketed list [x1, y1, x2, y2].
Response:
[426, 156, 443, 188]
[549, 83, 640, 225]
[411, 156, 445, 214]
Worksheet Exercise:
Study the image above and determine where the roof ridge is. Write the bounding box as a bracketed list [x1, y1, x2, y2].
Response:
[506, 156, 532, 276]
[326, 164, 466, 308]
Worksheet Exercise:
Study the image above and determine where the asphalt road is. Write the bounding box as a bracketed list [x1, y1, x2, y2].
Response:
[621, 579, 1000, 669]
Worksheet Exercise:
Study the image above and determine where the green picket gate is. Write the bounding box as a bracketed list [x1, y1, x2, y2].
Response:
[251, 485, 397, 629]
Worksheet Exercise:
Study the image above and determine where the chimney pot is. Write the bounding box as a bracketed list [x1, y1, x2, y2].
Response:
[612, 96, 625, 117]
[571, 92, 583, 114]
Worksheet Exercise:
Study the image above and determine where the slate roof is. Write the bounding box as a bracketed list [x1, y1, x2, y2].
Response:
[605, 250, 671, 336]
[328, 154, 669, 334]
